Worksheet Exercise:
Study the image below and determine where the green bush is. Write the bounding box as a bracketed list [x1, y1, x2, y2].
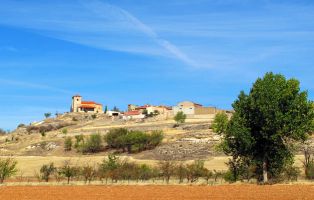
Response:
[81, 134, 103, 153]
[174, 111, 186, 124]
[64, 137, 72, 151]
[0, 158, 18, 184]
[104, 129, 163, 153]
[212, 112, 229, 134]
[40, 162, 56, 182]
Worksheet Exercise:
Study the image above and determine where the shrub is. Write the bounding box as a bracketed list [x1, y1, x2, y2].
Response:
[104, 129, 163, 153]
[174, 111, 186, 124]
[212, 112, 229, 134]
[282, 165, 301, 182]
[58, 161, 79, 184]
[44, 112, 51, 118]
[40, 162, 56, 182]
[74, 134, 85, 149]
[0, 158, 18, 184]
[81, 134, 103, 153]
[303, 149, 314, 180]
[158, 160, 175, 184]
[61, 128, 68, 135]
[186, 160, 206, 183]
[17, 124, 26, 128]
[91, 114, 97, 119]
[80, 164, 97, 183]
[64, 137, 73, 151]
[175, 163, 188, 183]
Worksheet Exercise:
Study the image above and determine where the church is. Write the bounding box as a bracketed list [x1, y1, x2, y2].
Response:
[71, 94, 103, 114]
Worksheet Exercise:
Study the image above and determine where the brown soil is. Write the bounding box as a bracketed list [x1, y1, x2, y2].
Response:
[0, 185, 313, 200]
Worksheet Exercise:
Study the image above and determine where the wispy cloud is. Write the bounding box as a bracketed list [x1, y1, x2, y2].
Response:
[0, 0, 198, 67]
[0, 79, 74, 94]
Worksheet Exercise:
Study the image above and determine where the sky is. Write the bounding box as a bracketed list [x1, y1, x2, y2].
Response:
[0, 0, 313, 130]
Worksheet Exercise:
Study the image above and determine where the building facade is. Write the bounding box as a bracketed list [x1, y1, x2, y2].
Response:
[71, 95, 103, 114]
[172, 101, 217, 115]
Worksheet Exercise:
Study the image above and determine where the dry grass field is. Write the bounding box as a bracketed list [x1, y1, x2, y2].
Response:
[0, 185, 314, 200]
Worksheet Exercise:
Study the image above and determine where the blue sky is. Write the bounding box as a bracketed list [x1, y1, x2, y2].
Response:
[0, 0, 313, 130]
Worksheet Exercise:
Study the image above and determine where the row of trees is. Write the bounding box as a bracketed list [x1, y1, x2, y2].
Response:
[104, 129, 163, 153]
[212, 72, 314, 183]
[36, 156, 225, 184]
[64, 129, 163, 154]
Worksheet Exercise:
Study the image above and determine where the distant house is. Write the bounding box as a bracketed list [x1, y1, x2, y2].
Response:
[122, 110, 145, 120]
[146, 105, 172, 115]
[172, 101, 217, 115]
[71, 95, 103, 114]
[106, 110, 121, 117]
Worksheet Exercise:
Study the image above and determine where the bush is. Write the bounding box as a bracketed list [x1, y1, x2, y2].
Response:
[158, 160, 175, 184]
[81, 134, 103, 153]
[64, 137, 73, 151]
[74, 134, 84, 149]
[17, 124, 26, 128]
[58, 161, 79, 184]
[174, 111, 186, 124]
[212, 112, 229, 134]
[282, 165, 301, 182]
[303, 150, 314, 180]
[0, 128, 6, 135]
[104, 129, 163, 153]
[0, 158, 18, 184]
[186, 160, 206, 183]
[61, 128, 68, 135]
[80, 164, 97, 183]
[40, 162, 56, 182]
[91, 114, 97, 119]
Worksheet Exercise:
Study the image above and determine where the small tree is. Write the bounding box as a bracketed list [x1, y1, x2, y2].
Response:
[40, 162, 56, 182]
[81, 164, 97, 183]
[0, 158, 18, 184]
[81, 133, 103, 153]
[158, 160, 175, 184]
[64, 137, 73, 151]
[174, 111, 186, 124]
[212, 112, 229, 134]
[44, 112, 51, 119]
[104, 105, 108, 114]
[59, 161, 78, 184]
[61, 128, 68, 135]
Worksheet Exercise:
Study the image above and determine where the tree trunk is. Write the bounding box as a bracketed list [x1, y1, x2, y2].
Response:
[263, 160, 268, 183]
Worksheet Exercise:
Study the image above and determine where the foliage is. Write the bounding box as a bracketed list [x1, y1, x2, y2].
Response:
[40, 162, 56, 182]
[221, 72, 314, 183]
[158, 160, 175, 184]
[44, 112, 51, 118]
[80, 163, 97, 183]
[104, 129, 163, 153]
[174, 111, 186, 124]
[81, 133, 103, 153]
[212, 112, 229, 135]
[104, 105, 108, 113]
[91, 114, 97, 119]
[303, 147, 314, 180]
[0, 158, 18, 184]
[58, 161, 79, 184]
[282, 165, 300, 182]
[61, 128, 68, 135]
[74, 134, 84, 149]
[186, 160, 206, 183]
[64, 137, 73, 151]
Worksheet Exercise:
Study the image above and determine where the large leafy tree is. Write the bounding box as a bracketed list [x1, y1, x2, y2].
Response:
[222, 72, 314, 183]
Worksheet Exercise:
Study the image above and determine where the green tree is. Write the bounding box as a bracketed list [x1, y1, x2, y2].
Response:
[59, 161, 78, 184]
[44, 112, 51, 118]
[0, 158, 18, 184]
[81, 134, 103, 153]
[221, 72, 314, 183]
[212, 112, 229, 134]
[104, 105, 108, 114]
[64, 137, 73, 151]
[174, 111, 187, 124]
[40, 162, 56, 182]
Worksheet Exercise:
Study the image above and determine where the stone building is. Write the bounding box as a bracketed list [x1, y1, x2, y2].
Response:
[71, 95, 103, 113]
[172, 101, 217, 116]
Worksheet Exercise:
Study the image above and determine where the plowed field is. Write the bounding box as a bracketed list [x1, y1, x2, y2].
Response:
[0, 185, 313, 200]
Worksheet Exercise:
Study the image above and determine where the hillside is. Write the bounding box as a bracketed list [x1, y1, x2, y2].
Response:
[0, 112, 313, 177]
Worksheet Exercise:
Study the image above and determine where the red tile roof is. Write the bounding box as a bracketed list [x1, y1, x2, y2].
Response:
[124, 110, 142, 116]
[81, 101, 102, 106]
[79, 105, 96, 109]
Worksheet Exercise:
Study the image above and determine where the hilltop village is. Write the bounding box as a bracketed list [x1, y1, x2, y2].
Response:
[70, 94, 228, 121]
